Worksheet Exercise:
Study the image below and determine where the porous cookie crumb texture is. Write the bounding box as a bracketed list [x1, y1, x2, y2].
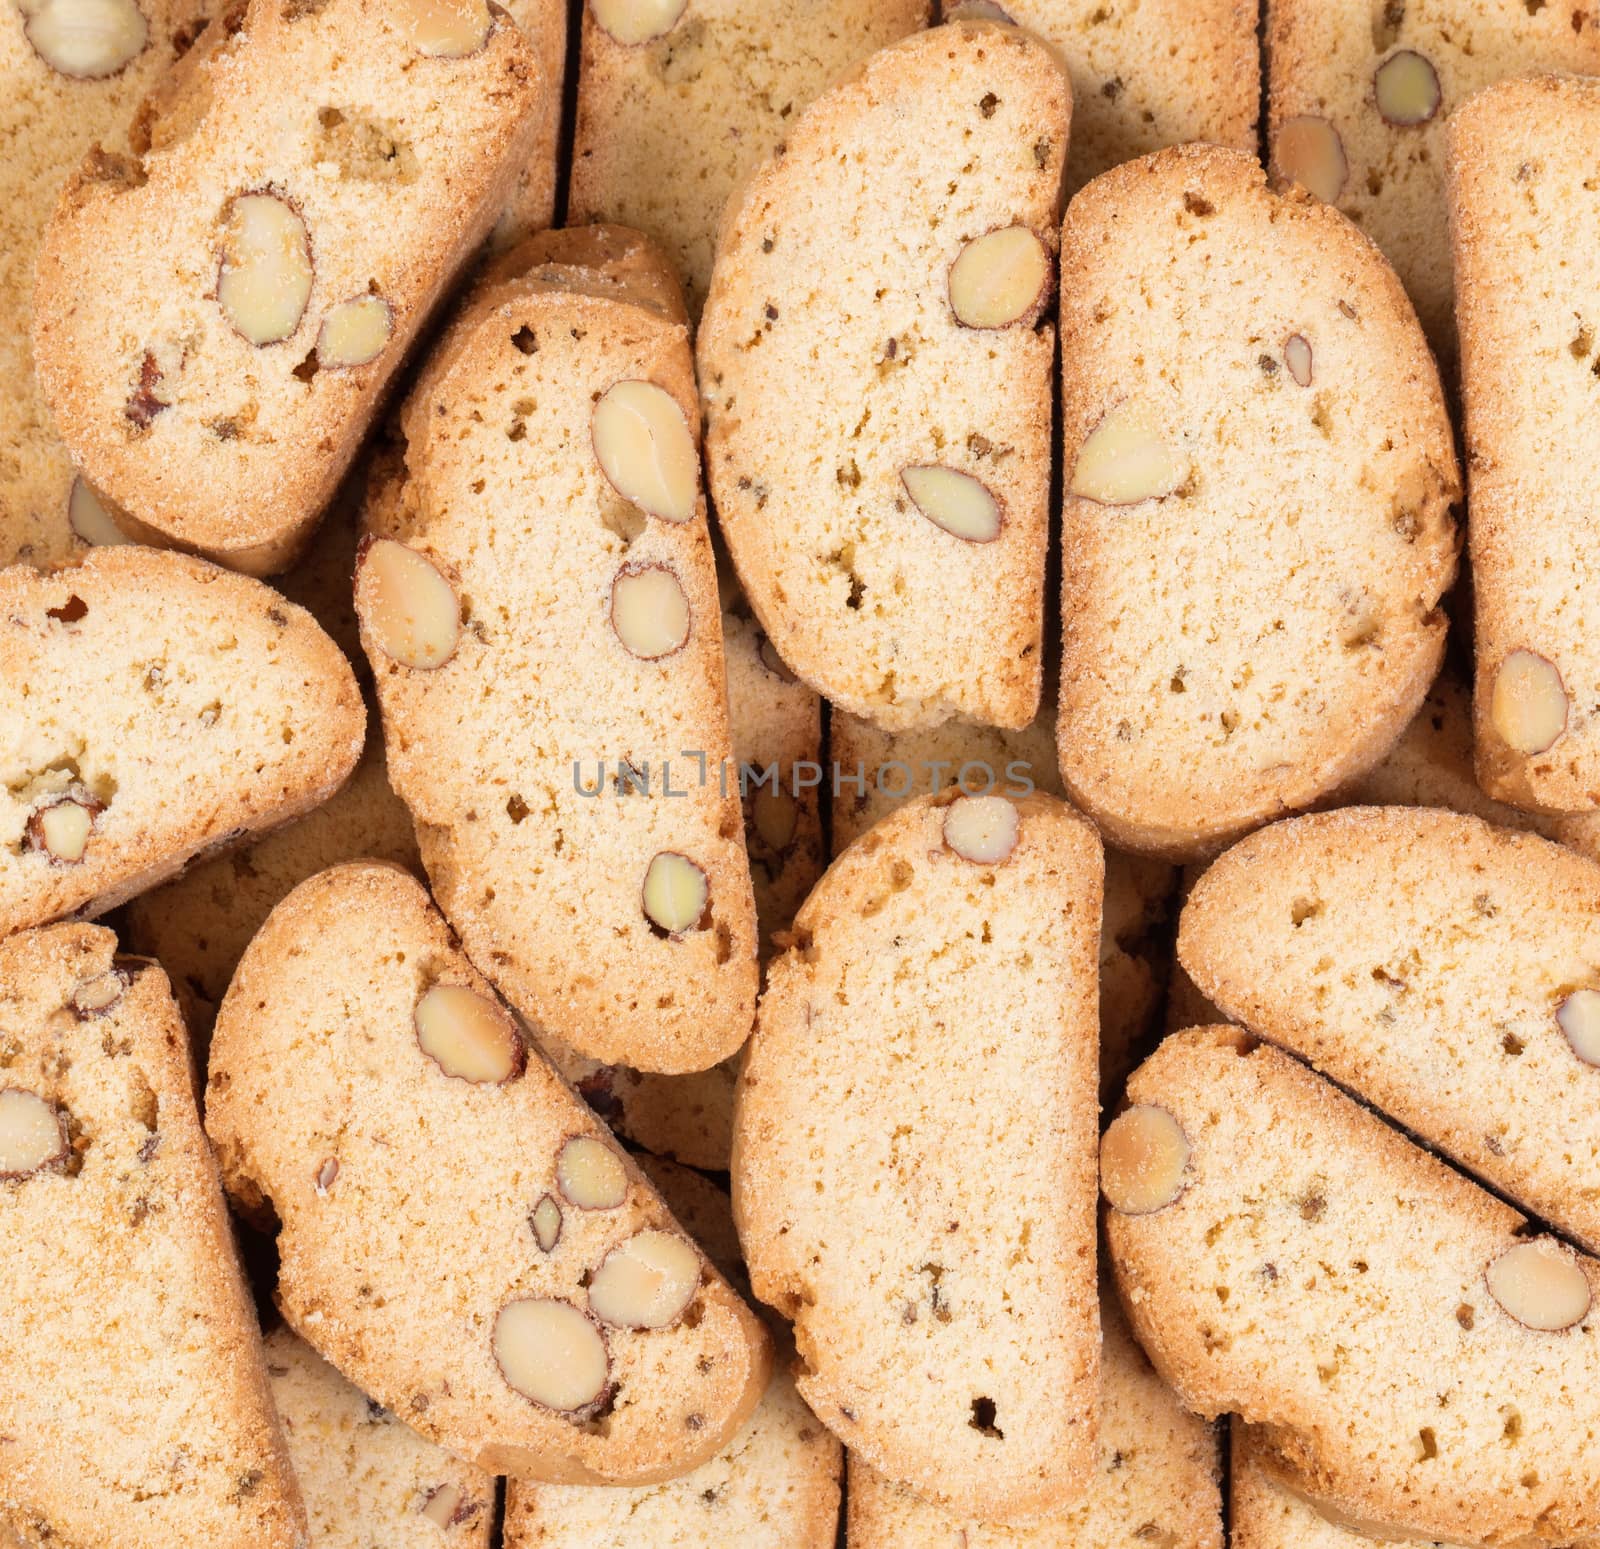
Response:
[31, 0, 546, 576]
[205, 861, 771, 1486]
[1057, 144, 1459, 860]
[699, 21, 1069, 732]
[0, 546, 364, 938]
[1447, 73, 1600, 812]
[496, 0, 568, 242]
[0, 923, 305, 1549]
[358, 225, 758, 1076]
[1, 0, 212, 571]
[265, 1326, 492, 1548]
[1180, 805, 1600, 1251]
[846, 1287, 1221, 1547]
[568, 0, 929, 315]
[733, 792, 1103, 1523]
[1105, 1027, 1600, 1547]
[1265, 0, 1599, 357]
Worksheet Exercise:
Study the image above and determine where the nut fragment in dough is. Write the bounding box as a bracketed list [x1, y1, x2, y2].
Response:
[1100, 1104, 1191, 1215]
[414, 984, 525, 1084]
[217, 193, 313, 348]
[26, 794, 100, 864]
[610, 564, 691, 659]
[556, 1136, 628, 1210]
[531, 1193, 563, 1251]
[492, 1298, 610, 1413]
[901, 465, 1001, 543]
[22, 0, 147, 79]
[357, 538, 461, 670]
[587, 1229, 702, 1329]
[590, 0, 686, 47]
[943, 794, 1019, 865]
[1558, 990, 1600, 1067]
[68, 479, 132, 546]
[1490, 649, 1568, 756]
[1275, 116, 1349, 204]
[948, 225, 1050, 329]
[1284, 334, 1313, 388]
[317, 295, 393, 369]
[0, 1089, 68, 1180]
[642, 851, 709, 934]
[1375, 49, 1441, 127]
[71, 968, 127, 1018]
[1069, 400, 1186, 506]
[592, 380, 699, 524]
[1486, 1239, 1592, 1332]
[399, 0, 492, 57]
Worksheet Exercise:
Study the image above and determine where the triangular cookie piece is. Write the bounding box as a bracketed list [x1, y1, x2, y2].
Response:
[734, 791, 1102, 1521]
[0, 923, 304, 1547]
[0, 547, 363, 937]
[206, 862, 770, 1485]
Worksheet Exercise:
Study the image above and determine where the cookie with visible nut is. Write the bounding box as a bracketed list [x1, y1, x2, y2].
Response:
[1105, 1026, 1600, 1547]
[358, 224, 757, 1076]
[206, 861, 770, 1485]
[1266, 0, 1598, 360]
[31, 0, 546, 575]
[0, 546, 363, 938]
[846, 1288, 1221, 1548]
[699, 21, 1069, 731]
[1058, 145, 1459, 859]
[733, 791, 1103, 1522]
[568, 0, 927, 316]
[265, 1326, 493, 1547]
[1447, 74, 1600, 811]
[0, 922, 305, 1548]
[1180, 805, 1600, 1252]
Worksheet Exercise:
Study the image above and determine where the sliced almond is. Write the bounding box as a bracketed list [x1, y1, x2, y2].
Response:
[414, 984, 524, 1084]
[531, 1192, 563, 1252]
[587, 1229, 702, 1329]
[317, 295, 392, 370]
[217, 192, 314, 347]
[642, 851, 709, 935]
[752, 785, 798, 852]
[0, 1089, 68, 1179]
[68, 478, 132, 546]
[901, 465, 1001, 543]
[1486, 1239, 1591, 1332]
[1274, 115, 1349, 204]
[1374, 49, 1441, 127]
[1100, 1104, 1191, 1215]
[556, 1136, 628, 1210]
[315, 1156, 340, 1193]
[357, 537, 462, 670]
[943, 794, 1019, 865]
[23, 0, 147, 79]
[948, 225, 1050, 329]
[1284, 333, 1314, 388]
[492, 1298, 610, 1413]
[592, 380, 699, 524]
[1557, 990, 1600, 1067]
[1069, 400, 1186, 506]
[590, 0, 686, 46]
[400, 0, 492, 57]
[26, 793, 100, 864]
[420, 1484, 463, 1526]
[1490, 649, 1568, 756]
[70, 968, 128, 1019]
[611, 564, 690, 659]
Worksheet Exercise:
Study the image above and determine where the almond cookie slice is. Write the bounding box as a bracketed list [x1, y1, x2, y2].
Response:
[31, 0, 544, 576]
[846, 1287, 1221, 1548]
[506, 1158, 843, 1548]
[734, 792, 1102, 1522]
[1, 0, 211, 570]
[266, 1327, 493, 1547]
[0, 923, 304, 1548]
[1266, 0, 1598, 360]
[700, 21, 1069, 731]
[1448, 74, 1600, 811]
[1180, 806, 1600, 1251]
[358, 225, 757, 1075]
[1105, 1026, 1600, 1547]
[206, 861, 770, 1485]
[1058, 145, 1459, 859]
[0, 546, 363, 937]
[568, 0, 927, 316]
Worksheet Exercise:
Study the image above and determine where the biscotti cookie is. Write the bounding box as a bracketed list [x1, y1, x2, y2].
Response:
[265, 1327, 493, 1547]
[699, 21, 1069, 731]
[1180, 806, 1600, 1251]
[1, 0, 212, 570]
[358, 225, 757, 1075]
[506, 1159, 843, 1549]
[1448, 74, 1600, 810]
[1266, 0, 1598, 357]
[0, 546, 363, 937]
[734, 791, 1102, 1522]
[206, 861, 770, 1485]
[31, 0, 544, 576]
[496, 0, 566, 241]
[847, 1286, 1220, 1548]
[568, 0, 927, 316]
[1103, 1026, 1600, 1546]
[1057, 145, 1458, 859]
[0, 923, 304, 1548]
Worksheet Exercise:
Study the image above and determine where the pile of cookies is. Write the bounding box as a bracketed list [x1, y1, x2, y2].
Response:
[2, 0, 1599, 1545]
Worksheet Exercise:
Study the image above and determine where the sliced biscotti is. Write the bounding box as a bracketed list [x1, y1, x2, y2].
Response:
[1180, 806, 1600, 1251]
[1, 0, 212, 570]
[358, 226, 757, 1076]
[0, 546, 363, 936]
[847, 1287, 1220, 1548]
[496, 0, 567, 241]
[207, 862, 770, 1485]
[0, 923, 304, 1548]
[699, 21, 1069, 731]
[1104, 1027, 1600, 1546]
[31, 0, 544, 576]
[1448, 75, 1600, 811]
[734, 792, 1102, 1521]
[506, 1160, 843, 1549]
[1266, 0, 1599, 358]
[568, 0, 928, 316]
[1057, 145, 1459, 859]
[265, 1327, 493, 1547]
